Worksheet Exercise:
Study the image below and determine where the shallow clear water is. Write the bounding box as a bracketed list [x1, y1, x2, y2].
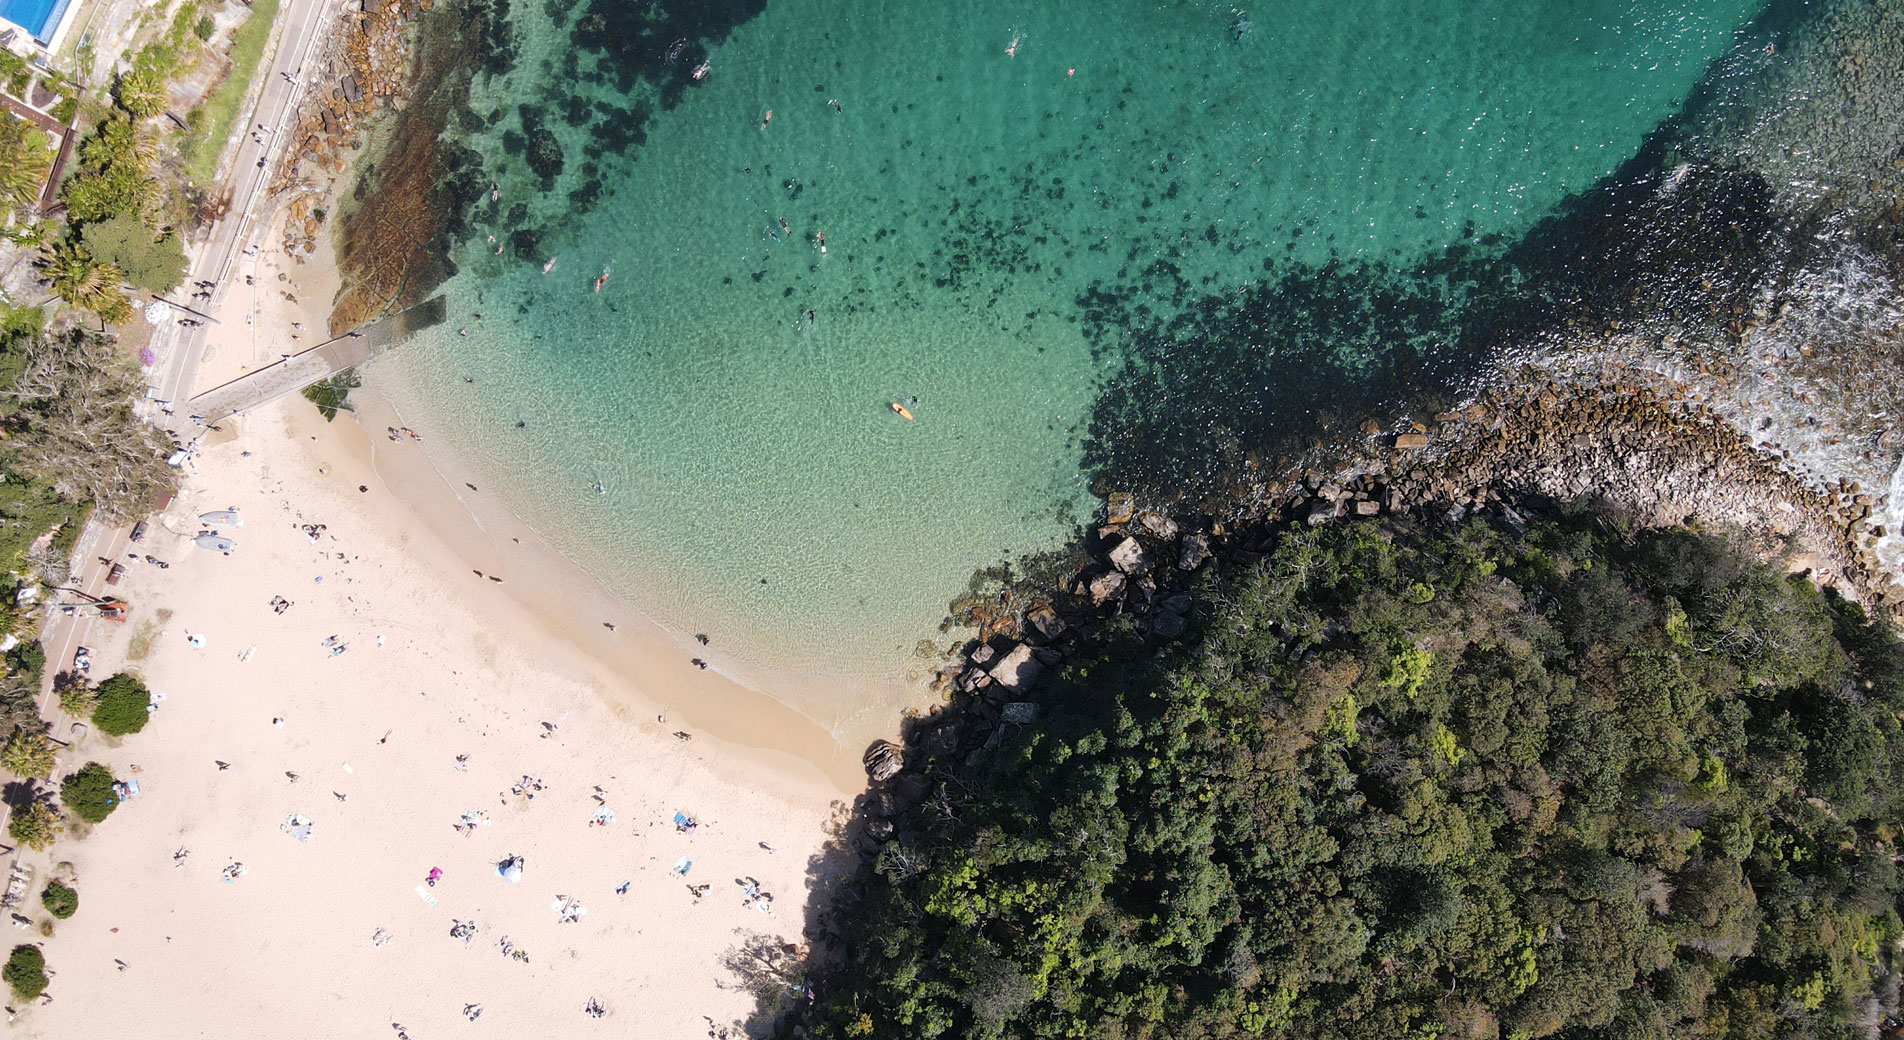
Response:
[372, 0, 1764, 732]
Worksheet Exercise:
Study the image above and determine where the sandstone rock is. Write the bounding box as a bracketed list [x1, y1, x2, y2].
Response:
[1109, 536, 1151, 574]
[1306, 499, 1342, 525]
[1395, 432, 1430, 450]
[987, 643, 1043, 691]
[1151, 611, 1187, 638]
[969, 643, 997, 667]
[1178, 532, 1213, 571]
[1106, 492, 1135, 524]
[1139, 512, 1179, 539]
[1354, 499, 1381, 516]
[1089, 569, 1127, 605]
[1025, 604, 1067, 641]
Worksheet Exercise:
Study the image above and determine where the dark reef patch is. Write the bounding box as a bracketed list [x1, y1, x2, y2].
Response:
[1078, 144, 1806, 510]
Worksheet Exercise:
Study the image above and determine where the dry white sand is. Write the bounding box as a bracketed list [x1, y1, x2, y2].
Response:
[21, 388, 846, 1038]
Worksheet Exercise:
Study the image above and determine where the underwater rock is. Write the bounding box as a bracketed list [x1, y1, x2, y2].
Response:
[527, 125, 565, 184]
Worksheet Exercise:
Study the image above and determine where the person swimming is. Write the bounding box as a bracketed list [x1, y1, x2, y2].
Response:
[692, 60, 710, 80]
[759, 108, 773, 130]
[816, 231, 827, 254]
[1005, 33, 1022, 58]
[587, 480, 607, 495]
[542, 256, 557, 274]
[594, 265, 610, 293]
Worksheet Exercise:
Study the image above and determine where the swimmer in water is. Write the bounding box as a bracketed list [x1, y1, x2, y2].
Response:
[594, 265, 611, 293]
[588, 480, 606, 495]
[692, 59, 710, 80]
[816, 231, 827, 254]
[491, 183, 499, 202]
[542, 256, 557, 274]
[1006, 33, 1022, 58]
[759, 108, 773, 130]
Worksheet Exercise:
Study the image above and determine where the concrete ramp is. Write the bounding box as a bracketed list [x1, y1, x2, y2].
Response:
[186, 296, 444, 422]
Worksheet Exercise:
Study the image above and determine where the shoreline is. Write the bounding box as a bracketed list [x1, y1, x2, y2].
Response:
[25, 389, 843, 1038]
[335, 378, 880, 792]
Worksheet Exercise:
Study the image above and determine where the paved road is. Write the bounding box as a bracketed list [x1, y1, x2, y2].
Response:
[152, 0, 336, 409]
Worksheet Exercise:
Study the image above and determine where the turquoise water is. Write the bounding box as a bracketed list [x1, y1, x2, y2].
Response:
[371, 0, 1764, 731]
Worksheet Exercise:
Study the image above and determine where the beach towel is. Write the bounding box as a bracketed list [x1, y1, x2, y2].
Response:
[414, 885, 439, 908]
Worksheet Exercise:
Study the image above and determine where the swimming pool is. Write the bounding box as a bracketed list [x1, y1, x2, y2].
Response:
[0, 0, 73, 44]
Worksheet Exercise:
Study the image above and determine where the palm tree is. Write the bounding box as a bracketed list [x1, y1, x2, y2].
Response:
[42, 240, 127, 317]
[113, 65, 167, 119]
[0, 115, 51, 207]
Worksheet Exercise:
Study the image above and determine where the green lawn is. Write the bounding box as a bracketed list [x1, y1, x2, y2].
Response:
[177, 0, 279, 186]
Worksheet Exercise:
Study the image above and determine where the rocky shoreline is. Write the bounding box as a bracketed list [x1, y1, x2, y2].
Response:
[808, 367, 1902, 1029]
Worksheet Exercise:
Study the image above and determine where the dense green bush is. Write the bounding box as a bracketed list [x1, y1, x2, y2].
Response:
[1, 944, 45, 1000]
[39, 880, 75, 920]
[59, 762, 118, 823]
[809, 517, 1904, 1040]
[90, 672, 149, 736]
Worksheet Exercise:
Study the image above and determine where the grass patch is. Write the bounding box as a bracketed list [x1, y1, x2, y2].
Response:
[177, 0, 279, 186]
[124, 612, 167, 661]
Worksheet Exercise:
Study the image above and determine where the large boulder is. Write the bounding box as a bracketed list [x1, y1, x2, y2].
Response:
[1138, 512, 1179, 539]
[1088, 569, 1127, 605]
[863, 740, 904, 782]
[987, 643, 1043, 691]
[1151, 611, 1187, 638]
[1109, 537, 1151, 574]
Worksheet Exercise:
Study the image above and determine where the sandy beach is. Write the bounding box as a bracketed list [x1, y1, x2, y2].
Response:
[19, 303, 844, 1034]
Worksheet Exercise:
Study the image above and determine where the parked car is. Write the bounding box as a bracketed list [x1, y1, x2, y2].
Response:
[106, 563, 126, 586]
[130, 520, 148, 543]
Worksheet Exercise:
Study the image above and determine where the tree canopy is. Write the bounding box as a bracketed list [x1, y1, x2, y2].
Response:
[807, 515, 1904, 1040]
[59, 761, 119, 823]
[6, 330, 175, 523]
[2, 945, 46, 1000]
[39, 880, 76, 920]
[90, 671, 151, 736]
[81, 215, 186, 294]
[6, 799, 59, 851]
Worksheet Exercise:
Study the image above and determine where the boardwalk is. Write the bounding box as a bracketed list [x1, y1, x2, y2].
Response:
[185, 294, 446, 421]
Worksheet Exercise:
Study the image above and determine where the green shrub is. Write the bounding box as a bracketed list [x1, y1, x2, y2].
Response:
[1, 945, 45, 1000]
[90, 672, 148, 735]
[38, 880, 75, 920]
[192, 14, 214, 39]
[59, 762, 118, 823]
